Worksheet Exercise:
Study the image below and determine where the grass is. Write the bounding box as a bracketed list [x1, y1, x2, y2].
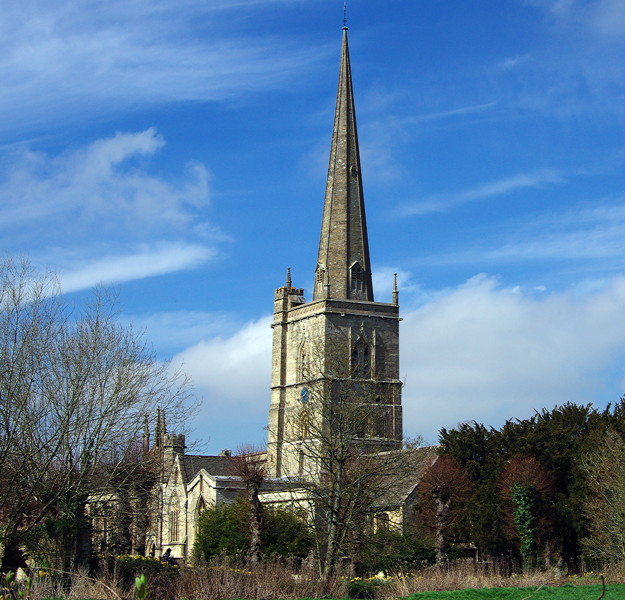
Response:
[408, 583, 625, 599]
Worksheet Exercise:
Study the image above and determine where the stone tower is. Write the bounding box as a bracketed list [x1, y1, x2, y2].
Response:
[267, 28, 402, 478]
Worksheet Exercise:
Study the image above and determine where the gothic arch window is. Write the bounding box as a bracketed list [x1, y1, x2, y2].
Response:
[350, 262, 365, 299]
[375, 512, 390, 533]
[352, 337, 370, 378]
[169, 494, 180, 543]
[195, 496, 207, 534]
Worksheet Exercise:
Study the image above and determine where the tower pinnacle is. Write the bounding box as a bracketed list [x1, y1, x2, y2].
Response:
[314, 28, 373, 302]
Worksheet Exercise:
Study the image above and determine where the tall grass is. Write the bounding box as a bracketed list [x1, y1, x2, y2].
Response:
[20, 558, 622, 599]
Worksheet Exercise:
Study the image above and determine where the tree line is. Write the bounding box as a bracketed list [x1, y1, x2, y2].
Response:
[436, 400, 625, 571]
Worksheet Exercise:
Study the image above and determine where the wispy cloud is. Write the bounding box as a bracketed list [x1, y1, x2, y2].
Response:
[0, 0, 327, 138]
[1, 128, 221, 288]
[407, 102, 497, 124]
[60, 243, 215, 294]
[2, 128, 210, 234]
[398, 169, 564, 216]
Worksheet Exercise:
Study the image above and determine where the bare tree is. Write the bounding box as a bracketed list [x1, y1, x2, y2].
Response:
[232, 447, 267, 565]
[0, 258, 190, 571]
[418, 455, 472, 566]
[582, 430, 625, 564]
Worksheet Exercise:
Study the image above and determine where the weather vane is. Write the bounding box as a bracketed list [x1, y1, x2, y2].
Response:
[343, 1, 348, 28]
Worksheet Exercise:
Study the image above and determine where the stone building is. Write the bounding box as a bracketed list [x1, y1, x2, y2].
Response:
[93, 26, 436, 564]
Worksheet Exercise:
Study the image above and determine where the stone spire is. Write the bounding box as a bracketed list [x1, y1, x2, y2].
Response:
[314, 27, 374, 302]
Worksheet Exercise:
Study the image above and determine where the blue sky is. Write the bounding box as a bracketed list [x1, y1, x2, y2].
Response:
[4, 0, 625, 451]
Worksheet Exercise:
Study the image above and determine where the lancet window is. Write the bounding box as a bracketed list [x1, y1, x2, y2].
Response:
[351, 337, 370, 378]
[169, 494, 180, 542]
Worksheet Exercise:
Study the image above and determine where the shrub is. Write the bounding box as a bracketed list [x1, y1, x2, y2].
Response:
[360, 530, 434, 574]
[194, 496, 313, 562]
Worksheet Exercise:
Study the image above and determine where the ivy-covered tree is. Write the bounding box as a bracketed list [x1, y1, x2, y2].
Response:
[499, 455, 555, 570]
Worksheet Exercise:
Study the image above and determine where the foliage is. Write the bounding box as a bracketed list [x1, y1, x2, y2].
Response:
[0, 572, 32, 600]
[359, 530, 434, 574]
[509, 484, 538, 568]
[498, 455, 555, 570]
[345, 575, 386, 599]
[134, 574, 148, 600]
[439, 401, 625, 569]
[194, 496, 313, 562]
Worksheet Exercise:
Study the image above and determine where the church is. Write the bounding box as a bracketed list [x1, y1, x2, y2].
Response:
[93, 27, 437, 563]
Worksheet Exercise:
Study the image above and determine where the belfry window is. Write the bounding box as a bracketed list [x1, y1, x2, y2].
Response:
[315, 265, 325, 296]
[352, 338, 370, 378]
[350, 262, 365, 298]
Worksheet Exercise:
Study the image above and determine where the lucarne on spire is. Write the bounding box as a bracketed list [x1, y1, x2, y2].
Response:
[313, 28, 374, 302]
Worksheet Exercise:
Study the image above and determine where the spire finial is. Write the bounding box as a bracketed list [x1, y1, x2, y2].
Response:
[343, 1, 348, 29]
[286, 267, 292, 289]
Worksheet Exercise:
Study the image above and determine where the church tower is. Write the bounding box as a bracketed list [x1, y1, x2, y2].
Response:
[267, 28, 403, 478]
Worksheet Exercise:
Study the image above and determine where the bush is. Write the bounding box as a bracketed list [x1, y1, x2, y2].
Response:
[194, 496, 313, 562]
[360, 530, 434, 574]
[346, 576, 386, 599]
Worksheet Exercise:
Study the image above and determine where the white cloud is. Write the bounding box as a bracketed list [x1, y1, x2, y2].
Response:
[401, 274, 625, 443]
[172, 273, 625, 451]
[60, 243, 215, 294]
[171, 316, 272, 451]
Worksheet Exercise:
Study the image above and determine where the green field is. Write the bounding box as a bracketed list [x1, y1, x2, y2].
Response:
[407, 583, 625, 599]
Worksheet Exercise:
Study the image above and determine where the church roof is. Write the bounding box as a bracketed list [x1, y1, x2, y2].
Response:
[314, 27, 373, 302]
[369, 445, 439, 509]
[181, 454, 237, 480]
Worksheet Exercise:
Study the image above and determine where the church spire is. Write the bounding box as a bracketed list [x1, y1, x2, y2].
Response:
[314, 27, 374, 302]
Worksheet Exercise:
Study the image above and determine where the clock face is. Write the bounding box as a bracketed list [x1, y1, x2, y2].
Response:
[300, 387, 310, 404]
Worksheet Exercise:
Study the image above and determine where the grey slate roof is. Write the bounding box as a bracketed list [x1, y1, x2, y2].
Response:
[181, 455, 237, 481]
[369, 445, 439, 509]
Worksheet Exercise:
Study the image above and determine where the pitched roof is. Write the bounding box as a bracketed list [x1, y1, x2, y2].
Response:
[181, 455, 237, 481]
[369, 445, 439, 509]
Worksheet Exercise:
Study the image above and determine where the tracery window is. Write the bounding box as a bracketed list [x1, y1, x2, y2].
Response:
[169, 494, 180, 542]
[351, 337, 370, 378]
